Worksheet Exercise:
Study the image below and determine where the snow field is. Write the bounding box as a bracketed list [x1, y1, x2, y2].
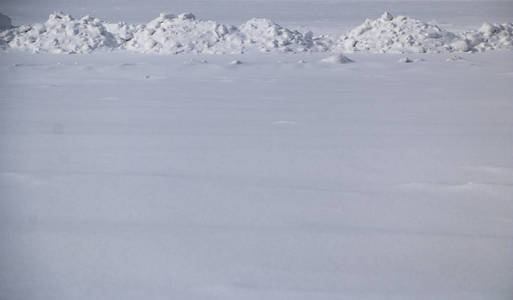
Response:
[1, 51, 512, 300]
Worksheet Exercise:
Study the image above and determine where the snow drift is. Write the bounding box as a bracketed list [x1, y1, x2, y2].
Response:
[0, 11, 511, 54]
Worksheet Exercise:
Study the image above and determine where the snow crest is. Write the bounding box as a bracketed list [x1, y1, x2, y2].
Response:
[0, 11, 512, 54]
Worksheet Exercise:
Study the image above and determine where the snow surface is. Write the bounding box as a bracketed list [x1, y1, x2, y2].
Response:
[1, 50, 513, 300]
[1, 1, 513, 300]
[1, 11, 512, 54]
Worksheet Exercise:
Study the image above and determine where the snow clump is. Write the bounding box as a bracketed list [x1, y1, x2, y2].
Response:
[321, 54, 353, 64]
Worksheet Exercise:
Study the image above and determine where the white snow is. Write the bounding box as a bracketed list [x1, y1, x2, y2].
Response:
[338, 12, 461, 53]
[463, 22, 513, 52]
[337, 12, 513, 53]
[0, 12, 318, 54]
[239, 18, 313, 53]
[2, 50, 512, 300]
[1, 11, 512, 54]
[1, 1, 513, 300]
[123, 13, 240, 54]
[0, 12, 121, 53]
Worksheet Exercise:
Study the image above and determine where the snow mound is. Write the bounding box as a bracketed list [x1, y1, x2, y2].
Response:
[338, 12, 460, 53]
[124, 13, 242, 54]
[0, 12, 122, 53]
[461, 22, 513, 52]
[321, 54, 353, 64]
[239, 18, 313, 52]
[0, 11, 512, 55]
[336, 12, 513, 53]
[0, 12, 317, 54]
[124, 14, 316, 54]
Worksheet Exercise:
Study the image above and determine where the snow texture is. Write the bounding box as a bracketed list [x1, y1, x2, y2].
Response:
[338, 12, 461, 53]
[1, 2, 513, 299]
[2, 50, 513, 300]
[0, 11, 512, 54]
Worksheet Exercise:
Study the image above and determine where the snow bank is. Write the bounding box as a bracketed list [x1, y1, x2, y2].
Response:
[0, 12, 317, 54]
[338, 12, 513, 53]
[461, 22, 513, 52]
[239, 18, 313, 52]
[122, 13, 241, 54]
[0, 13, 121, 53]
[122, 14, 314, 54]
[0, 11, 512, 54]
[338, 12, 460, 53]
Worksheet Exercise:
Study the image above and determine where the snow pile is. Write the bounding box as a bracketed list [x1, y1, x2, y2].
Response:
[0, 11, 512, 54]
[337, 12, 460, 53]
[337, 12, 513, 53]
[461, 22, 513, 52]
[123, 13, 242, 54]
[0, 12, 122, 54]
[239, 18, 313, 52]
[0, 12, 317, 54]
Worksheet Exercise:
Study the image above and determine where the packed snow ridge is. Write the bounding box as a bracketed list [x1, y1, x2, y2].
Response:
[0, 11, 512, 54]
